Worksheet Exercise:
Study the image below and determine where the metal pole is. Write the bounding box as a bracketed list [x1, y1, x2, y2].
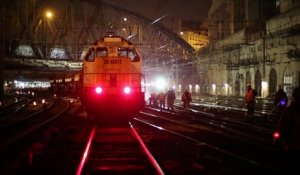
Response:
[45, 19, 47, 60]
[0, 0, 4, 99]
[176, 57, 178, 89]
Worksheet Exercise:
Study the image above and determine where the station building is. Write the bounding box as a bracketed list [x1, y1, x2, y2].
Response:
[189, 0, 300, 97]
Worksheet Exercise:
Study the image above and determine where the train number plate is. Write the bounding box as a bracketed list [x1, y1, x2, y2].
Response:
[104, 59, 122, 64]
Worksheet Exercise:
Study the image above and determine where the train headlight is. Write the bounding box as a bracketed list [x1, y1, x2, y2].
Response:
[124, 86, 131, 94]
[95, 87, 103, 94]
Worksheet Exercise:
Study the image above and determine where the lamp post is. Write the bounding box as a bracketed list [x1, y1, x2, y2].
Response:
[0, 1, 4, 99]
[44, 10, 53, 60]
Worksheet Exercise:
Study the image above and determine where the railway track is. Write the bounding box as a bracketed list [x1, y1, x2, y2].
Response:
[0, 97, 289, 174]
[0, 100, 164, 175]
[0, 98, 68, 174]
[136, 108, 287, 174]
[0, 97, 29, 117]
[78, 124, 162, 175]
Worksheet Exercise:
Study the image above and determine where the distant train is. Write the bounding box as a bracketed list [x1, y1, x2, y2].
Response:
[81, 34, 145, 117]
[49, 72, 82, 98]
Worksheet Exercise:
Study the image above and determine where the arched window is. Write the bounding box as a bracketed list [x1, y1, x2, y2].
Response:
[269, 68, 277, 97]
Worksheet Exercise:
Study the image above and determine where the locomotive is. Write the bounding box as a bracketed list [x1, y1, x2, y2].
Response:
[81, 34, 145, 117]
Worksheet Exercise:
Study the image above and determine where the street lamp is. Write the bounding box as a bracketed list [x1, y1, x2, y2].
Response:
[44, 10, 53, 59]
[45, 11, 53, 19]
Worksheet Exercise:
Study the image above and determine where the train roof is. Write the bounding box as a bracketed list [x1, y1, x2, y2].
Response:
[92, 34, 133, 46]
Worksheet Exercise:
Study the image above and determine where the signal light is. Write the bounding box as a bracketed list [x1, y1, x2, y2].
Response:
[273, 131, 280, 140]
[124, 86, 131, 94]
[95, 87, 103, 94]
[280, 99, 286, 106]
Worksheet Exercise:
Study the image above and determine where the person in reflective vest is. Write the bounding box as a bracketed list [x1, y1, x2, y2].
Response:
[245, 84, 257, 119]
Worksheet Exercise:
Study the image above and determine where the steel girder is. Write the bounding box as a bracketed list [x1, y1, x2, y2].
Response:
[3, 0, 194, 68]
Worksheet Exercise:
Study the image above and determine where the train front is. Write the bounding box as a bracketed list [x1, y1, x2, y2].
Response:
[81, 35, 145, 118]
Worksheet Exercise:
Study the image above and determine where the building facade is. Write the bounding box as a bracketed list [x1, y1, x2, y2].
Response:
[193, 0, 300, 97]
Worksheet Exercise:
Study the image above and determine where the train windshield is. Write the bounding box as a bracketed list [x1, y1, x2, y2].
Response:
[96, 47, 108, 57]
[84, 48, 95, 61]
[118, 47, 140, 62]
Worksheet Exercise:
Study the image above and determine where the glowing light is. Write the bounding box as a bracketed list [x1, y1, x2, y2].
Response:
[95, 87, 102, 94]
[212, 84, 216, 95]
[123, 17, 127, 21]
[42, 99, 45, 104]
[124, 86, 131, 94]
[273, 131, 280, 140]
[262, 81, 268, 98]
[280, 99, 286, 106]
[262, 81, 268, 89]
[155, 78, 166, 90]
[14, 80, 50, 89]
[189, 84, 192, 92]
[33, 101, 37, 106]
[224, 83, 229, 96]
[45, 11, 53, 19]
[195, 84, 200, 94]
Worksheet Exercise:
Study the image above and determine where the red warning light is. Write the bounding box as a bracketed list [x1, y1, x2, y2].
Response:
[124, 86, 131, 94]
[273, 131, 280, 140]
[95, 87, 102, 94]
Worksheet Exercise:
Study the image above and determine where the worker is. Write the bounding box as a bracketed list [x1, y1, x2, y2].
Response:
[181, 89, 192, 110]
[158, 91, 166, 111]
[166, 88, 176, 112]
[245, 84, 257, 120]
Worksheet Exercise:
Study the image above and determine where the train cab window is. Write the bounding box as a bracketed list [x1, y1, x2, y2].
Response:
[118, 47, 140, 62]
[96, 47, 108, 57]
[84, 48, 95, 61]
[128, 49, 140, 62]
[117, 47, 127, 57]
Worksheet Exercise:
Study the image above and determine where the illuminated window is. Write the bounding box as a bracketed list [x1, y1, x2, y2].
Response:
[50, 48, 66, 59]
[15, 45, 35, 57]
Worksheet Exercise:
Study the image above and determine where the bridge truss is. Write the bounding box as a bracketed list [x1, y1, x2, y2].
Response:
[2, 0, 194, 80]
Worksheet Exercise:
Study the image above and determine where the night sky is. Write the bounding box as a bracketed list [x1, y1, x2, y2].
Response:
[108, 0, 212, 28]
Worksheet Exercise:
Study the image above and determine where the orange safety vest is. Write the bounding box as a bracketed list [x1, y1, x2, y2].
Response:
[246, 89, 255, 103]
